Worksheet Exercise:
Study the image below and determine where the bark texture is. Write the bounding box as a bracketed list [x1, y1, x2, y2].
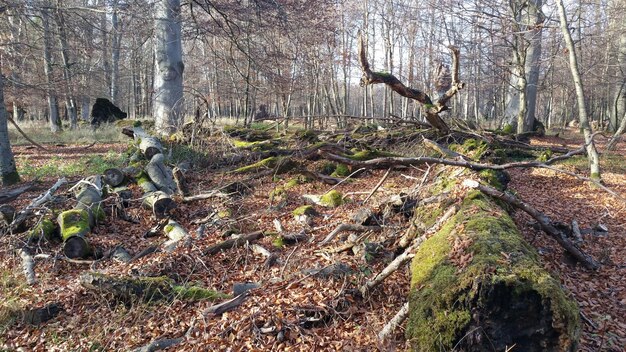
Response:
[0, 73, 20, 186]
[153, 0, 184, 135]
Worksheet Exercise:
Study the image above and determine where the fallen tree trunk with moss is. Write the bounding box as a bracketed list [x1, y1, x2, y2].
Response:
[58, 178, 105, 258]
[79, 272, 229, 303]
[405, 167, 580, 351]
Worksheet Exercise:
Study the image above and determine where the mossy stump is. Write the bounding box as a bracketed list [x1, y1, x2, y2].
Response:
[406, 179, 579, 351]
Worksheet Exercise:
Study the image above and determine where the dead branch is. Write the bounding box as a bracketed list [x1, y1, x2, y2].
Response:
[378, 302, 409, 341]
[182, 190, 230, 202]
[204, 292, 250, 315]
[7, 117, 49, 152]
[358, 34, 464, 133]
[0, 182, 36, 205]
[203, 231, 265, 255]
[462, 179, 599, 270]
[320, 224, 381, 245]
[133, 337, 183, 352]
[11, 178, 67, 230]
[363, 167, 392, 204]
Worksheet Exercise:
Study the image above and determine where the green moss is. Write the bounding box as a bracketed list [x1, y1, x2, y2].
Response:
[331, 164, 350, 177]
[133, 120, 142, 127]
[28, 218, 57, 241]
[233, 157, 297, 174]
[272, 235, 284, 248]
[537, 149, 553, 162]
[320, 190, 344, 207]
[406, 187, 580, 351]
[502, 124, 515, 134]
[346, 149, 396, 161]
[58, 209, 90, 241]
[284, 175, 309, 190]
[292, 205, 316, 216]
[294, 129, 319, 142]
[172, 285, 230, 301]
[217, 209, 232, 219]
[479, 169, 504, 190]
[164, 224, 174, 234]
[454, 138, 488, 161]
[319, 162, 337, 175]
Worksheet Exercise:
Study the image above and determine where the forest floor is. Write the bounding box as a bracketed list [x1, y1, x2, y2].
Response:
[1, 127, 625, 351]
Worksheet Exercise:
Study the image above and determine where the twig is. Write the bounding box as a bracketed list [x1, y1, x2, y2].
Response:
[363, 168, 392, 204]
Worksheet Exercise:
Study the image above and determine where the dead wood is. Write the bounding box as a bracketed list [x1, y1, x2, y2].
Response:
[133, 337, 184, 352]
[162, 220, 190, 252]
[203, 231, 265, 255]
[172, 167, 189, 196]
[378, 302, 409, 341]
[0, 182, 36, 205]
[571, 220, 583, 244]
[398, 205, 458, 249]
[11, 178, 67, 231]
[21, 303, 62, 325]
[145, 154, 177, 194]
[204, 292, 250, 315]
[320, 223, 381, 245]
[363, 167, 392, 204]
[358, 34, 464, 133]
[130, 245, 159, 262]
[103, 168, 125, 187]
[17, 247, 36, 285]
[462, 179, 599, 270]
[182, 190, 229, 202]
[59, 181, 104, 258]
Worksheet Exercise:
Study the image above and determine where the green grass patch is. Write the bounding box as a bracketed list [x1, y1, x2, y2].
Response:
[8, 121, 127, 146]
[557, 153, 626, 174]
[17, 150, 126, 180]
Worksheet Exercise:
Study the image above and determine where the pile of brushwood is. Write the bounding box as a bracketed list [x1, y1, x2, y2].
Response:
[2, 121, 605, 351]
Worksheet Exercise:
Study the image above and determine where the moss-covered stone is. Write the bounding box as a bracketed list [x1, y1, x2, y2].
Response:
[406, 187, 580, 351]
[320, 190, 344, 207]
[292, 205, 316, 216]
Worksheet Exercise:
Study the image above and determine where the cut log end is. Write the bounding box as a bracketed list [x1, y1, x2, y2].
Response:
[64, 236, 92, 259]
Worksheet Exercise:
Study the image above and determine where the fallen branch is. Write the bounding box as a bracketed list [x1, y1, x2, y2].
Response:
[203, 231, 265, 255]
[462, 179, 599, 270]
[11, 178, 67, 230]
[320, 224, 381, 245]
[204, 292, 249, 315]
[18, 248, 36, 285]
[133, 337, 183, 352]
[0, 182, 36, 205]
[378, 302, 409, 341]
[363, 167, 392, 204]
[7, 117, 48, 152]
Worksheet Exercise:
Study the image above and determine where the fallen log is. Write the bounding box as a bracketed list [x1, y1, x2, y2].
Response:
[203, 231, 265, 255]
[138, 174, 176, 218]
[103, 168, 125, 187]
[79, 272, 229, 303]
[123, 126, 163, 160]
[57, 181, 104, 258]
[145, 153, 176, 194]
[405, 173, 580, 351]
[11, 178, 67, 231]
[162, 220, 190, 252]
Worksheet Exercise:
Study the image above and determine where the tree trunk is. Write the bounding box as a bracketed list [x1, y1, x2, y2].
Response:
[557, 0, 601, 180]
[41, 5, 61, 133]
[153, 0, 184, 135]
[0, 72, 20, 186]
[406, 168, 580, 351]
[54, 1, 78, 129]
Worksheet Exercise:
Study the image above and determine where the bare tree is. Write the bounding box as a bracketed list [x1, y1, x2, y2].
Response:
[42, 3, 62, 132]
[0, 71, 20, 186]
[556, 0, 601, 179]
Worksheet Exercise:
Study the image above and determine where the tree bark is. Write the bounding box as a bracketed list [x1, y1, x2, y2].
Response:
[0, 72, 20, 186]
[41, 4, 61, 133]
[153, 0, 184, 135]
[556, 0, 602, 180]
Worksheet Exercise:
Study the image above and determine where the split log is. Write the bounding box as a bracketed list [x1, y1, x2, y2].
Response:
[0, 204, 15, 225]
[145, 153, 177, 194]
[405, 172, 580, 351]
[21, 303, 61, 325]
[203, 231, 265, 255]
[79, 272, 229, 303]
[172, 167, 189, 196]
[58, 180, 104, 258]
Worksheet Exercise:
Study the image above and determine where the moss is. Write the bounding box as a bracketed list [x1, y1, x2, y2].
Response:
[172, 285, 230, 301]
[406, 187, 580, 351]
[233, 157, 297, 174]
[1, 171, 20, 186]
[320, 190, 344, 207]
[272, 235, 284, 248]
[133, 120, 142, 127]
[217, 209, 232, 219]
[458, 138, 488, 161]
[284, 175, 309, 190]
[164, 224, 174, 234]
[537, 149, 553, 162]
[28, 218, 57, 242]
[479, 169, 504, 190]
[292, 205, 316, 216]
[502, 124, 515, 134]
[269, 186, 285, 200]
[58, 209, 91, 241]
[319, 162, 337, 175]
[346, 149, 396, 161]
[294, 129, 319, 142]
[331, 164, 350, 177]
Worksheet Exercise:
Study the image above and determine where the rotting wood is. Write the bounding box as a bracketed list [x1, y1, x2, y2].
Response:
[162, 220, 190, 252]
[203, 231, 265, 255]
[103, 168, 125, 187]
[145, 153, 177, 194]
[462, 179, 599, 270]
[17, 247, 36, 285]
[133, 337, 183, 352]
[58, 181, 104, 258]
[172, 167, 189, 196]
[398, 205, 458, 249]
[204, 292, 250, 315]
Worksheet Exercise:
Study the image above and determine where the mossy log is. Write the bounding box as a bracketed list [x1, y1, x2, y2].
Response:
[131, 127, 163, 160]
[27, 218, 57, 242]
[79, 272, 229, 303]
[162, 220, 190, 252]
[58, 183, 104, 258]
[406, 176, 580, 351]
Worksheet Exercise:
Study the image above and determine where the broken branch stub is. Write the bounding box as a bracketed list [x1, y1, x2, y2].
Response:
[358, 34, 464, 133]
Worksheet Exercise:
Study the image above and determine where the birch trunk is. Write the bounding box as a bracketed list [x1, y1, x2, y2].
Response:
[557, 0, 602, 179]
[153, 0, 184, 135]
